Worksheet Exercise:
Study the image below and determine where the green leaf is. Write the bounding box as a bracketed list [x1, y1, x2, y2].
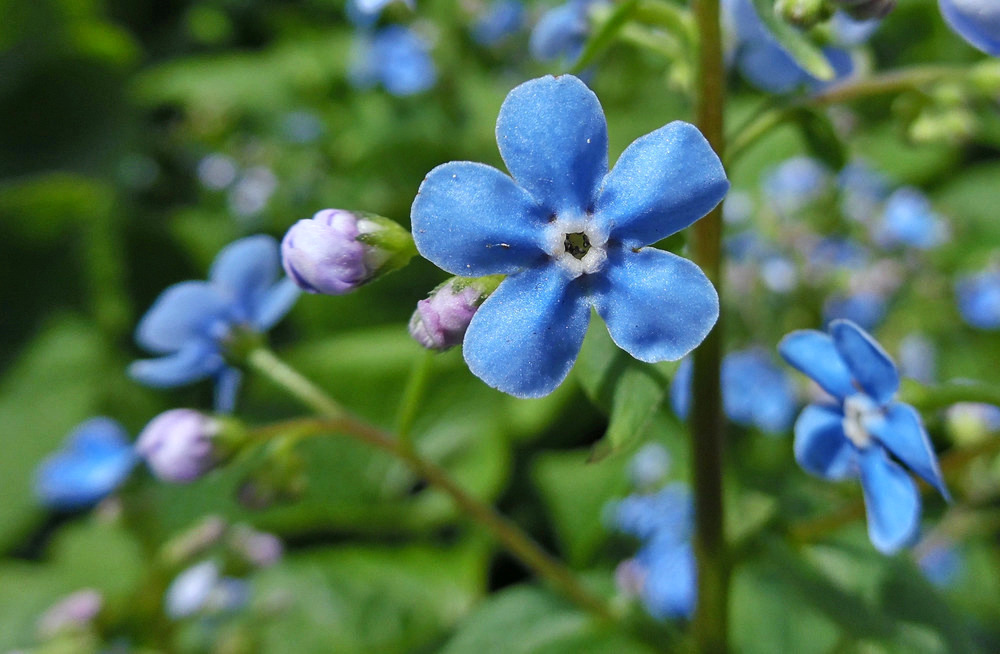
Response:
[791, 107, 847, 170]
[571, 0, 640, 73]
[0, 173, 114, 243]
[750, 0, 834, 81]
[440, 585, 658, 654]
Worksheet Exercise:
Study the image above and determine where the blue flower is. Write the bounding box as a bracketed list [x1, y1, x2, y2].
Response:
[838, 160, 891, 223]
[611, 484, 696, 620]
[762, 157, 832, 216]
[129, 236, 300, 412]
[874, 187, 947, 250]
[898, 333, 936, 384]
[671, 348, 798, 434]
[472, 0, 524, 46]
[723, 0, 863, 94]
[956, 269, 1000, 329]
[530, 0, 601, 62]
[350, 26, 436, 96]
[915, 538, 962, 587]
[779, 319, 949, 553]
[410, 75, 728, 397]
[823, 290, 886, 331]
[35, 418, 137, 510]
[938, 0, 1000, 56]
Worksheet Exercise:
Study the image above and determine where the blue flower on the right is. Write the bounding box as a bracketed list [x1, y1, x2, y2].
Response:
[956, 269, 1000, 329]
[938, 0, 1000, 56]
[349, 25, 437, 96]
[779, 319, 949, 553]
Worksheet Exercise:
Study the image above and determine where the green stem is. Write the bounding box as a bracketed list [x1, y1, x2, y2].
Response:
[901, 378, 1000, 414]
[691, 0, 729, 650]
[395, 350, 435, 452]
[245, 349, 614, 622]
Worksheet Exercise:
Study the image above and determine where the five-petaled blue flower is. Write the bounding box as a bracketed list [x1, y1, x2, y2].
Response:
[35, 418, 137, 510]
[779, 319, 949, 553]
[411, 75, 728, 398]
[129, 236, 300, 412]
[938, 0, 1000, 56]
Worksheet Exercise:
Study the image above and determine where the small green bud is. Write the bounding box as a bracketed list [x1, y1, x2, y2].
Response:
[775, 0, 832, 29]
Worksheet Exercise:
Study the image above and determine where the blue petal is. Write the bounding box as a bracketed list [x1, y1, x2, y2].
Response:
[595, 121, 729, 248]
[463, 264, 590, 398]
[939, 0, 1000, 56]
[637, 540, 697, 620]
[66, 417, 131, 452]
[372, 26, 437, 96]
[593, 247, 718, 363]
[135, 281, 231, 354]
[214, 366, 244, 413]
[530, 2, 588, 61]
[670, 357, 693, 420]
[865, 402, 949, 500]
[209, 235, 281, 322]
[495, 75, 608, 214]
[738, 41, 812, 94]
[859, 447, 921, 554]
[411, 161, 549, 276]
[129, 341, 225, 388]
[778, 330, 856, 400]
[35, 419, 136, 510]
[253, 277, 300, 330]
[793, 403, 856, 480]
[830, 319, 899, 405]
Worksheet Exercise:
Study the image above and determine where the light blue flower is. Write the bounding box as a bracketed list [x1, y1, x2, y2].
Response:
[898, 333, 936, 384]
[473, 0, 524, 46]
[723, 0, 863, 94]
[938, 0, 1000, 56]
[530, 0, 601, 62]
[779, 319, 949, 553]
[350, 26, 436, 96]
[129, 236, 300, 412]
[671, 348, 798, 434]
[874, 187, 947, 250]
[838, 160, 891, 223]
[809, 237, 869, 272]
[956, 269, 1000, 329]
[823, 290, 886, 331]
[35, 418, 137, 510]
[611, 484, 696, 620]
[410, 75, 728, 397]
[916, 539, 962, 587]
[762, 157, 831, 215]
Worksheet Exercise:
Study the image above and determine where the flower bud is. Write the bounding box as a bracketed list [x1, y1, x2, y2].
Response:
[774, 0, 831, 29]
[137, 410, 246, 483]
[409, 275, 502, 351]
[229, 524, 284, 568]
[830, 0, 896, 20]
[36, 589, 103, 639]
[281, 208, 416, 295]
[165, 561, 249, 619]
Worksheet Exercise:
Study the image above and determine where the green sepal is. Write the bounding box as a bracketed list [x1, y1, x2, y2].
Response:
[751, 0, 835, 81]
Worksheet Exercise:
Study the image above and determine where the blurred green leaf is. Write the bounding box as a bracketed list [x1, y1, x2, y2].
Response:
[0, 173, 113, 243]
[792, 107, 847, 171]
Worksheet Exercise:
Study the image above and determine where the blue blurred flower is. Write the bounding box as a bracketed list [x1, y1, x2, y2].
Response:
[874, 187, 947, 250]
[411, 75, 727, 397]
[530, 0, 601, 62]
[916, 539, 962, 587]
[898, 333, 937, 384]
[627, 442, 671, 490]
[129, 236, 300, 412]
[165, 560, 250, 619]
[838, 160, 891, 223]
[611, 483, 696, 620]
[35, 418, 137, 510]
[347, 0, 414, 28]
[672, 348, 798, 434]
[938, 0, 1000, 56]
[823, 291, 886, 331]
[809, 236, 869, 272]
[472, 0, 524, 46]
[350, 25, 436, 96]
[723, 0, 866, 93]
[956, 269, 1000, 329]
[779, 319, 949, 553]
[762, 157, 832, 215]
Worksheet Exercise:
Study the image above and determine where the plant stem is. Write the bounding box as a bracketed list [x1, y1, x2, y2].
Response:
[691, 0, 729, 650]
[901, 378, 1000, 414]
[245, 348, 615, 622]
[395, 350, 435, 452]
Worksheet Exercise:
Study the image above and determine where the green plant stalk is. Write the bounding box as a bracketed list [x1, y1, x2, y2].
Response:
[245, 347, 614, 622]
[691, 0, 729, 651]
[395, 350, 435, 452]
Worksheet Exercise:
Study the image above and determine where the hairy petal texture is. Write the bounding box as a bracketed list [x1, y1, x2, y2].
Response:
[859, 447, 921, 554]
[495, 75, 608, 214]
[865, 402, 949, 499]
[411, 161, 548, 276]
[593, 247, 718, 363]
[794, 403, 856, 480]
[210, 235, 281, 321]
[463, 265, 590, 398]
[939, 0, 1000, 55]
[596, 122, 729, 248]
[135, 282, 230, 354]
[779, 330, 856, 400]
[830, 319, 899, 405]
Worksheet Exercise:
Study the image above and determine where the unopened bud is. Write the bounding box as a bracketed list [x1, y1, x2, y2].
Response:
[775, 0, 830, 29]
[137, 410, 246, 483]
[161, 515, 228, 566]
[36, 589, 103, 639]
[228, 524, 283, 568]
[409, 275, 502, 351]
[281, 208, 415, 295]
[830, 0, 896, 20]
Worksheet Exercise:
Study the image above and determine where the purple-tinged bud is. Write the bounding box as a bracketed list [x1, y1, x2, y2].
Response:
[229, 524, 283, 568]
[36, 589, 103, 639]
[409, 275, 503, 351]
[281, 208, 416, 295]
[137, 410, 246, 483]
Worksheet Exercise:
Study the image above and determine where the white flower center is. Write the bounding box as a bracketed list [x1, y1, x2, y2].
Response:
[544, 215, 608, 278]
[842, 394, 879, 449]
